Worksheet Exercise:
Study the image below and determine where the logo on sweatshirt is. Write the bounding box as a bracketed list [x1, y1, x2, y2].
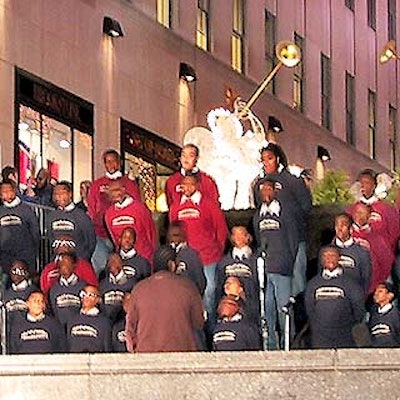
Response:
[225, 264, 252, 277]
[56, 294, 81, 308]
[178, 208, 200, 220]
[213, 331, 236, 343]
[112, 216, 135, 226]
[315, 286, 345, 300]
[71, 325, 98, 338]
[0, 215, 22, 227]
[338, 255, 355, 269]
[104, 290, 124, 305]
[21, 329, 49, 341]
[371, 323, 391, 336]
[259, 219, 280, 231]
[52, 220, 75, 231]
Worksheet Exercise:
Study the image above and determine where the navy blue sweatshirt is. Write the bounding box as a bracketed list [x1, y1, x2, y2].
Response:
[4, 281, 38, 314]
[369, 304, 400, 348]
[175, 244, 206, 295]
[215, 252, 260, 323]
[9, 313, 65, 354]
[67, 311, 112, 353]
[332, 238, 372, 295]
[49, 277, 87, 328]
[0, 201, 40, 273]
[120, 253, 151, 285]
[112, 316, 127, 352]
[100, 272, 136, 322]
[253, 199, 298, 276]
[252, 169, 312, 241]
[48, 205, 96, 261]
[212, 314, 261, 351]
[305, 270, 366, 349]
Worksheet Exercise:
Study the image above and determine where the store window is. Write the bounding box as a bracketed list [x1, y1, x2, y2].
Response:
[121, 119, 181, 213]
[16, 69, 93, 202]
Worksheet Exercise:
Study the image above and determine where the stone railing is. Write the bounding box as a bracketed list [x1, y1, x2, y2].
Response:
[1, 349, 400, 399]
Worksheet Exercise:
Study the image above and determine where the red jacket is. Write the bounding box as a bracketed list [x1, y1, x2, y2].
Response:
[165, 170, 219, 208]
[347, 199, 400, 252]
[105, 197, 156, 263]
[169, 195, 228, 265]
[88, 175, 141, 238]
[352, 224, 394, 294]
[40, 258, 98, 296]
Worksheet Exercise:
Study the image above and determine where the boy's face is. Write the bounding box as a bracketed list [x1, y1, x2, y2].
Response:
[260, 183, 275, 204]
[359, 175, 376, 199]
[57, 255, 75, 278]
[104, 154, 120, 174]
[353, 204, 370, 226]
[335, 216, 351, 241]
[373, 284, 393, 306]
[26, 292, 46, 317]
[167, 226, 185, 245]
[231, 226, 250, 248]
[180, 146, 197, 171]
[0, 183, 16, 203]
[120, 229, 136, 251]
[321, 249, 340, 271]
[53, 186, 72, 208]
[108, 181, 125, 204]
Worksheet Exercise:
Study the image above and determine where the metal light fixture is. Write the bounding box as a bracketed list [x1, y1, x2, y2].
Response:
[379, 40, 399, 64]
[103, 16, 124, 38]
[317, 145, 331, 162]
[179, 63, 197, 82]
[268, 116, 283, 133]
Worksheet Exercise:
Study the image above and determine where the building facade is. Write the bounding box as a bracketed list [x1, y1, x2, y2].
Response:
[0, 0, 398, 208]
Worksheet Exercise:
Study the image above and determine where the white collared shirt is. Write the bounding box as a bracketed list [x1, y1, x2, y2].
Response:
[120, 248, 137, 260]
[81, 307, 100, 316]
[105, 171, 123, 180]
[378, 303, 393, 314]
[171, 242, 188, 253]
[11, 279, 30, 292]
[322, 267, 343, 280]
[360, 195, 378, 205]
[115, 195, 134, 209]
[180, 167, 199, 176]
[3, 197, 21, 208]
[180, 191, 202, 205]
[232, 245, 252, 261]
[335, 237, 355, 248]
[59, 202, 76, 212]
[27, 313, 45, 322]
[60, 273, 78, 287]
[109, 269, 128, 285]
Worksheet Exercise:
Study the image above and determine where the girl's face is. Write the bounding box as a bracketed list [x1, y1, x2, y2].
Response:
[261, 150, 279, 174]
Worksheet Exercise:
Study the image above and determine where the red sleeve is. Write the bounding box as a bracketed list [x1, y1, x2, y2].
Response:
[40, 262, 59, 297]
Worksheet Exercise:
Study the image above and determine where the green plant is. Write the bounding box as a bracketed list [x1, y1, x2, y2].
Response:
[312, 169, 355, 206]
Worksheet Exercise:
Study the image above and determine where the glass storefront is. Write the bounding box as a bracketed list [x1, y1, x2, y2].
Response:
[15, 69, 94, 202]
[121, 119, 181, 212]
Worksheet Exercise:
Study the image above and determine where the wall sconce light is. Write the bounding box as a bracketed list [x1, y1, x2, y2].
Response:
[379, 40, 399, 64]
[317, 145, 331, 162]
[103, 16, 124, 38]
[268, 116, 283, 133]
[179, 63, 197, 82]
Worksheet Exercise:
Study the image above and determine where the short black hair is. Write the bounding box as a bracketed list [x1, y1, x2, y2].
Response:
[56, 251, 78, 265]
[55, 180, 73, 192]
[182, 143, 199, 157]
[335, 213, 353, 226]
[153, 245, 176, 273]
[1, 165, 16, 182]
[358, 168, 378, 184]
[103, 149, 121, 162]
[1, 179, 17, 191]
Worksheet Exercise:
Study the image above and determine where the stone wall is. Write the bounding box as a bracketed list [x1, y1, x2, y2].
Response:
[1, 349, 400, 400]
